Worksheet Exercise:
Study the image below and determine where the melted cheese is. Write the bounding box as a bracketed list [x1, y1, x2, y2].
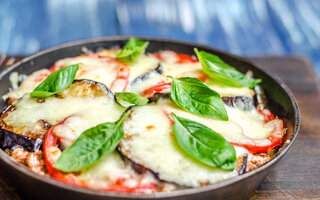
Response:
[120, 99, 275, 187]
[7, 54, 252, 100]
[7, 69, 51, 99]
[49, 103, 160, 191]
[127, 55, 159, 81]
[128, 73, 167, 95]
[120, 104, 238, 187]
[3, 49, 273, 191]
[162, 62, 202, 78]
[205, 79, 254, 97]
[162, 100, 272, 146]
[78, 151, 158, 191]
[56, 57, 118, 88]
[4, 94, 124, 137]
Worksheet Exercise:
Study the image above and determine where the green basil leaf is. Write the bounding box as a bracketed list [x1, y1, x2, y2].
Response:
[169, 76, 228, 121]
[30, 64, 79, 98]
[115, 92, 149, 107]
[171, 113, 236, 171]
[53, 108, 132, 172]
[194, 48, 261, 88]
[116, 37, 149, 62]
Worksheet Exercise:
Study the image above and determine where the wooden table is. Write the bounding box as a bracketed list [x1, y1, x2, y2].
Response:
[0, 55, 319, 200]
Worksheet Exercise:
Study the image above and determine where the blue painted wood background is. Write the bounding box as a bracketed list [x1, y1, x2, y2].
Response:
[1, 0, 320, 75]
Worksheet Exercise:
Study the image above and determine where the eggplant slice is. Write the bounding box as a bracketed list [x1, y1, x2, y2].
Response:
[222, 96, 255, 111]
[0, 128, 42, 152]
[131, 63, 164, 85]
[149, 94, 256, 111]
[0, 79, 118, 152]
[119, 100, 239, 188]
[119, 96, 277, 187]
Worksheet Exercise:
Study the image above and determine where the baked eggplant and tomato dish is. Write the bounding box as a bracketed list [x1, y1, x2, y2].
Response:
[0, 38, 287, 193]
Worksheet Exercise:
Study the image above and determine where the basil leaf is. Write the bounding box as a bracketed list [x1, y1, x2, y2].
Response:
[169, 76, 228, 121]
[30, 64, 79, 98]
[194, 49, 261, 88]
[53, 108, 132, 172]
[171, 113, 236, 171]
[116, 37, 149, 62]
[115, 92, 149, 107]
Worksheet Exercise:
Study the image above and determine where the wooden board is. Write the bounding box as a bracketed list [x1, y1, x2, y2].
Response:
[248, 56, 320, 200]
[0, 55, 319, 200]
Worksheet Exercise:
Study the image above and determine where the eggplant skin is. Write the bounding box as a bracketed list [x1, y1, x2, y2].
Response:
[148, 93, 171, 103]
[0, 79, 113, 153]
[131, 63, 163, 85]
[222, 96, 255, 111]
[149, 95, 256, 110]
[117, 146, 167, 183]
[58, 79, 114, 99]
[0, 128, 42, 152]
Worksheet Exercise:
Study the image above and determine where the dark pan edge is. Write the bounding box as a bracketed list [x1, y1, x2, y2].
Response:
[0, 36, 301, 199]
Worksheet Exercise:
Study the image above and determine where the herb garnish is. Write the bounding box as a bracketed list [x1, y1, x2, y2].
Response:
[53, 108, 132, 172]
[115, 92, 149, 107]
[194, 49, 261, 88]
[30, 64, 79, 98]
[172, 113, 236, 170]
[116, 37, 149, 63]
[169, 76, 228, 121]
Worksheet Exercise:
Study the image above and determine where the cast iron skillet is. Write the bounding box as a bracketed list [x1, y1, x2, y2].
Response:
[0, 36, 300, 200]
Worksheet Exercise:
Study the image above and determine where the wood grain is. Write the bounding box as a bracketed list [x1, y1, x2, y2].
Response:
[249, 56, 320, 200]
[0, 56, 319, 200]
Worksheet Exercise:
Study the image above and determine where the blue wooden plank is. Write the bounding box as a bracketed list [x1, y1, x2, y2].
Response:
[0, 0, 319, 75]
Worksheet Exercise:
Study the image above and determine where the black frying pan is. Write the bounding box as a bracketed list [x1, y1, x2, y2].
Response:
[0, 36, 300, 200]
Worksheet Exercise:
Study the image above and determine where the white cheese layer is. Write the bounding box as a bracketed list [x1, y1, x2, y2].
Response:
[7, 69, 51, 100]
[127, 54, 159, 81]
[205, 79, 254, 97]
[162, 62, 202, 78]
[162, 100, 272, 146]
[2, 49, 275, 192]
[120, 103, 238, 188]
[48, 102, 160, 191]
[78, 151, 158, 192]
[4, 94, 123, 137]
[7, 53, 253, 100]
[55, 56, 118, 88]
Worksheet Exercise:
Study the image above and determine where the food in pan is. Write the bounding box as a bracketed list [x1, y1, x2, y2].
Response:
[0, 38, 286, 193]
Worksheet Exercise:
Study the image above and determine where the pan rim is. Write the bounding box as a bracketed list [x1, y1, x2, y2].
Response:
[0, 36, 301, 199]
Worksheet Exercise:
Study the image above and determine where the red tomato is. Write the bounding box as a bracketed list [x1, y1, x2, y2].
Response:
[231, 119, 284, 153]
[43, 118, 86, 187]
[111, 60, 130, 92]
[142, 82, 172, 98]
[152, 51, 198, 64]
[43, 118, 158, 193]
[48, 65, 65, 73]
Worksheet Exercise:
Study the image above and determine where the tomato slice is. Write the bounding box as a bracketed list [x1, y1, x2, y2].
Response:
[48, 65, 65, 73]
[44, 118, 158, 192]
[162, 102, 284, 154]
[141, 73, 205, 98]
[43, 118, 86, 187]
[152, 51, 198, 64]
[80, 52, 112, 59]
[103, 178, 157, 193]
[142, 82, 172, 98]
[257, 106, 278, 122]
[175, 53, 198, 64]
[231, 119, 284, 153]
[110, 60, 130, 92]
